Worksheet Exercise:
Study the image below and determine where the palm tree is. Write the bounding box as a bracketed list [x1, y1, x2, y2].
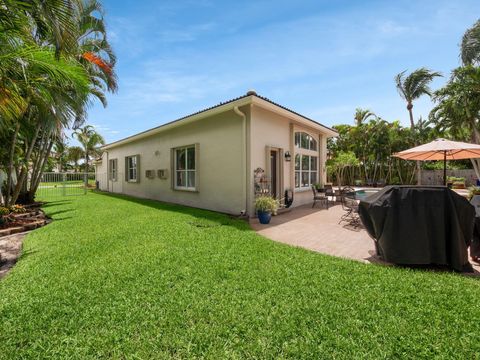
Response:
[354, 108, 376, 126]
[395, 68, 442, 130]
[430, 66, 480, 178]
[67, 146, 84, 171]
[0, 0, 116, 205]
[73, 125, 105, 173]
[395, 68, 441, 185]
[461, 19, 480, 65]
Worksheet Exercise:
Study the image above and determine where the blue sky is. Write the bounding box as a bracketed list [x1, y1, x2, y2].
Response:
[85, 0, 480, 143]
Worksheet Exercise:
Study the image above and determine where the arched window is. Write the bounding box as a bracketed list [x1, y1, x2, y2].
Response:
[295, 132, 317, 151]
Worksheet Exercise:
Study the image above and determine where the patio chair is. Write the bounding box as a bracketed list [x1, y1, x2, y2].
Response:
[343, 196, 361, 228]
[312, 186, 329, 209]
[338, 187, 360, 227]
[324, 183, 336, 202]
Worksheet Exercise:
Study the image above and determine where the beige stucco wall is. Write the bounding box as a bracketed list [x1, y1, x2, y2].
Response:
[248, 105, 329, 215]
[96, 109, 247, 215]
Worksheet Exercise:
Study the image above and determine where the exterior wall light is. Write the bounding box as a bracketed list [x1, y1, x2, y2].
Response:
[285, 151, 292, 162]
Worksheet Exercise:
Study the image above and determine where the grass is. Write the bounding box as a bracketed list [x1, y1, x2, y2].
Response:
[0, 192, 479, 358]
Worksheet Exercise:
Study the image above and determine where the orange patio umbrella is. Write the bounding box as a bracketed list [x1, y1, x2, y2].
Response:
[392, 138, 480, 185]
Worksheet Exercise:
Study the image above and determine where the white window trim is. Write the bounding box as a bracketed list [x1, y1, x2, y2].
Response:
[294, 153, 318, 190]
[126, 155, 139, 183]
[174, 145, 197, 191]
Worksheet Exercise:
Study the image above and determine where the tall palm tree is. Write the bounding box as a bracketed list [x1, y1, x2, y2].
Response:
[461, 19, 480, 66]
[73, 125, 105, 173]
[395, 68, 441, 185]
[395, 68, 442, 130]
[354, 108, 376, 126]
[67, 146, 84, 171]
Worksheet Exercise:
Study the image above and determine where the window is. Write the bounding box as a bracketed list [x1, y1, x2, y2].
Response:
[108, 159, 117, 181]
[295, 154, 317, 188]
[125, 155, 139, 182]
[175, 145, 196, 190]
[295, 132, 317, 151]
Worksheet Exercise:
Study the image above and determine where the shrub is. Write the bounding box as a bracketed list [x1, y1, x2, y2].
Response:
[0, 207, 10, 216]
[468, 186, 480, 199]
[9, 204, 26, 214]
[254, 196, 279, 213]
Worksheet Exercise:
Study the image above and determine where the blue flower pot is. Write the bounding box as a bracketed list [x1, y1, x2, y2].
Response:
[257, 210, 272, 224]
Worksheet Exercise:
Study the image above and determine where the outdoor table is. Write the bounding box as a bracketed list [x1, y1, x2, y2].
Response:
[358, 186, 474, 272]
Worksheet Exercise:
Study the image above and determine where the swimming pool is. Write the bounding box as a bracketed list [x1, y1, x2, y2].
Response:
[354, 189, 380, 200]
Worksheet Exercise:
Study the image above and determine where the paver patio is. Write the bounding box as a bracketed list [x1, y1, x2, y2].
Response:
[250, 203, 480, 273]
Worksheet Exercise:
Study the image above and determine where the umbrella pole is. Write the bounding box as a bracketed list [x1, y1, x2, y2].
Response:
[443, 151, 447, 186]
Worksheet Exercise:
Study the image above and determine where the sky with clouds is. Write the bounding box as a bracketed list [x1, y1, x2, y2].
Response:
[85, 0, 480, 144]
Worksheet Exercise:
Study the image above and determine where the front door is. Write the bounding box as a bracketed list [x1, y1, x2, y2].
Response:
[270, 150, 278, 198]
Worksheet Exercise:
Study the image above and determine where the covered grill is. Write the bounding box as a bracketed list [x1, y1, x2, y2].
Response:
[358, 186, 474, 272]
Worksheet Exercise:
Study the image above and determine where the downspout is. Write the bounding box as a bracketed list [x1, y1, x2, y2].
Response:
[234, 106, 247, 215]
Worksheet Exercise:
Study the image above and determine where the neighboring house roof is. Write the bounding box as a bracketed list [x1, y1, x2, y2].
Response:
[102, 91, 338, 150]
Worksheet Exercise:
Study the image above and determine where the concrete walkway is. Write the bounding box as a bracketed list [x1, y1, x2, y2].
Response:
[250, 203, 480, 273]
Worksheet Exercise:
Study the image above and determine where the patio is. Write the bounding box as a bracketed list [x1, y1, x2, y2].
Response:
[250, 203, 480, 273]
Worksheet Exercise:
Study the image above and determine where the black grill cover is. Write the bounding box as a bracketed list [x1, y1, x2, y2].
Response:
[358, 186, 474, 272]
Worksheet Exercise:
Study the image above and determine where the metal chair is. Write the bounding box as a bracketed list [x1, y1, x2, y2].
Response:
[324, 183, 336, 202]
[338, 187, 358, 225]
[312, 186, 329, 209]
[343, 196, 361, 228]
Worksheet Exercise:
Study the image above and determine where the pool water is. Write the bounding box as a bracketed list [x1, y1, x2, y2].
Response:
[355, 189, 379, 200]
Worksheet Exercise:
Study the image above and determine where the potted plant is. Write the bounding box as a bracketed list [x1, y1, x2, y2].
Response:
[255, 196, 279, 224]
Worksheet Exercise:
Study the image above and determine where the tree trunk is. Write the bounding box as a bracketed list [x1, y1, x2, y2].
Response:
[407, 103, 421, 185]
[28, 139, 54, 202]
[10, 123, 42, 205]
[5, 122, 21, 206]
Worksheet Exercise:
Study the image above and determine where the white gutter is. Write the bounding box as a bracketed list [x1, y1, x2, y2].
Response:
[233, 106, 247, 215]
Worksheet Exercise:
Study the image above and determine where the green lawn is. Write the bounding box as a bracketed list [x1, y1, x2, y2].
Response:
[1, 192, 479, 358]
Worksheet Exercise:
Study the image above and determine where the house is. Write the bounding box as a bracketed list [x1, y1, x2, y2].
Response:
[95, 91, 338, 216]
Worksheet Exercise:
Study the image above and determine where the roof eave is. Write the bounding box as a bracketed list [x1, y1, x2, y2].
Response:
[102, 93, 337, 150]
[102, 96, 253, 150]
[251, 97, 338, 137]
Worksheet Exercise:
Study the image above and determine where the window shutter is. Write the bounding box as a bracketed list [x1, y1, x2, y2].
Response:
[125, 157, 128, 181]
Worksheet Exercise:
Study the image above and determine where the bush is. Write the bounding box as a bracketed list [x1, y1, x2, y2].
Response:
[468, 186, 480, 199]
[254, 196, 279, 213]
[0, 207, 10, 216]
[9, 204, 26, 214]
